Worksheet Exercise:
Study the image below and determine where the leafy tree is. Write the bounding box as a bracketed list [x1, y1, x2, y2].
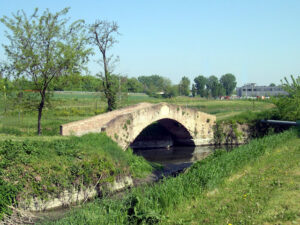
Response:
[179, 76, 190, 96]
[220, 73, 237, 96]
[273, 75, 300, 120]
[1, 8, 90, 134]
[138, 75, 171, 94]
[194, 75, 207, 97]
[191, 84, 196, 97]
[207, 75, 219, 98]
[269, 83, 276, 87]
[127, 77, 143, 93]
[89, 20, 120, 111]
[81, 75, 102, 91]
[163, 84, 178, 98]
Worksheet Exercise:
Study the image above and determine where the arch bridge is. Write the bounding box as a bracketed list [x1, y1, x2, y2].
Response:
[60, 102, 216, 149]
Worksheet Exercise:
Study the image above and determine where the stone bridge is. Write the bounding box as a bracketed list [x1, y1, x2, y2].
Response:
[60, 102, 216, 149]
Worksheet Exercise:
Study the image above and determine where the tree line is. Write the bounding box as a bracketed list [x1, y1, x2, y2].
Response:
[0, 72, 237, 97]
[0, 7, 237, 134]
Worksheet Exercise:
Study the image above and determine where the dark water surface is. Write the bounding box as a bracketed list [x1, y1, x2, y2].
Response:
[133, 145, 224, 177]
[133, 145, 215, 165]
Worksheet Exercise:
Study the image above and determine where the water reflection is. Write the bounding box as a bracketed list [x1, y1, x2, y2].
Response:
[133, 145, 216, 165]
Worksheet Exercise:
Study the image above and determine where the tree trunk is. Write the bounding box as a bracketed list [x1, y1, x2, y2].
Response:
[37, 91, 45, 135]
[103, 54, 117, 111]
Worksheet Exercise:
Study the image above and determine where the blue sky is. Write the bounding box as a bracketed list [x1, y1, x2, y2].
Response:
[0, 0, 299, 86]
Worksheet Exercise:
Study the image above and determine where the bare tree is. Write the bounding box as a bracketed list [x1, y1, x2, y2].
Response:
[89, 20, 120, 111]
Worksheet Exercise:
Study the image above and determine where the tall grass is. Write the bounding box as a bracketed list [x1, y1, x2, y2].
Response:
[46, 129, 297, 224]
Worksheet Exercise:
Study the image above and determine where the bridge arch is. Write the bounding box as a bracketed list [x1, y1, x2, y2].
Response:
[130, 118, 196, 149]
[60, 103, 216, 150]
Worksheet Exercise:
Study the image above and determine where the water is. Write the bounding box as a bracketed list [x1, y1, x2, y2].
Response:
[35, 145, 230, 222]
[134, 145, 215, 165]
[133, 145, 219, 177]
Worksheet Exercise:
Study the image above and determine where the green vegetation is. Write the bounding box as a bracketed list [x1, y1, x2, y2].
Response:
[89, 20, 120, 111]
[178, 76, 191, 96]
[273, 75, 300, 121]
[0, 133, 152, 220]
[194, 73, 237, 98]
[44, 129, 299, 224]
[165, 132, 300, 224]
[1, 8, 91, 135]
[0, 91, 274, 137]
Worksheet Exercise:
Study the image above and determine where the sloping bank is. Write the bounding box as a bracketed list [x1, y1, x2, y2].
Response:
[0, 133, 152, 221]
[45, 129, 299, 224]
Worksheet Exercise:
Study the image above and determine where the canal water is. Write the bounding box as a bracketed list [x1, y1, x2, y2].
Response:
[133, 145, 223, 177]
[35, 145, 231, 222]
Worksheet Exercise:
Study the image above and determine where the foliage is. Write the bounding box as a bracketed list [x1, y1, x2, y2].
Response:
[138, 75, 171, 95]
[1, 8, 91, 135]
[220, 73, 237, 96]
[53, 74, 102, 92]
[269, 83, 276, 87]
[194, 75, 207, 97]
[0, 180, 20, 220]
[191, 84, 196, 97]
[207, 75, 225, 98]
[45, 130, 298, 224]
[273, 75, 300, 120]
[126, 77, 143, 93]
[0, 133, 152, 220]
[162, 84, 178, 98]
[89, 20, 120, 111]
[178, 76, 190, 96]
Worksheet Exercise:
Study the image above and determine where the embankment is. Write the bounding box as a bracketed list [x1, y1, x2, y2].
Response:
[42, 129, 298, 224]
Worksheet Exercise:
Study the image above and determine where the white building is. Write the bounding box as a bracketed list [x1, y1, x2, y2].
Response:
[236, 83, 288, 97]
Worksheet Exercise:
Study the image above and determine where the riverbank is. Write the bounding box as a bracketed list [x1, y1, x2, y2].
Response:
[0, 133, 153, 220]
[42, 129, 299, 224]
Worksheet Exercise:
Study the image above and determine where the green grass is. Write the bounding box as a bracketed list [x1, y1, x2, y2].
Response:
[43, 129, 299, 225]
[0, 93, 274, 137]
[0, 133, 152, 220]
[165, 132, 300, 224]
[0, 92, 277, 222]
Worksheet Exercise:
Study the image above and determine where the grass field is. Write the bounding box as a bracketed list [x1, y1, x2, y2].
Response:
[0, 92, 274, 137]
[43, 129, 299, 224]
[0, 91, 279, 223]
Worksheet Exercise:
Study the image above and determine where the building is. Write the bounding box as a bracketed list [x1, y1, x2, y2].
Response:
[236, 83, 288, 97]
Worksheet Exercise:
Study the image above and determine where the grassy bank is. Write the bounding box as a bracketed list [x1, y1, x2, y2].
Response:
[0, 133, 152, 220]
[44, 129, 299, 224]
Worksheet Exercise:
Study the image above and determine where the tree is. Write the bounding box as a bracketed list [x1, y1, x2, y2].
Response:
[220, 73, 237, 96]
[127, 77, 143, 93]
[138, 75, 170, 94]
[194, 75, 207, 97]
[89, 20, 120, 111]
[163, 84, 178, 98]
[207, 76, 219, 98]
[269, 83, 276, 87]
[1, 8, 90, 135]
[191, 84, 196, 97]
[274, 75, 300, 120]
[179, 76, 190, 96]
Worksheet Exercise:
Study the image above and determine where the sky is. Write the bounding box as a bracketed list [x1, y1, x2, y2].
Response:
[0, 0, 300, 86]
